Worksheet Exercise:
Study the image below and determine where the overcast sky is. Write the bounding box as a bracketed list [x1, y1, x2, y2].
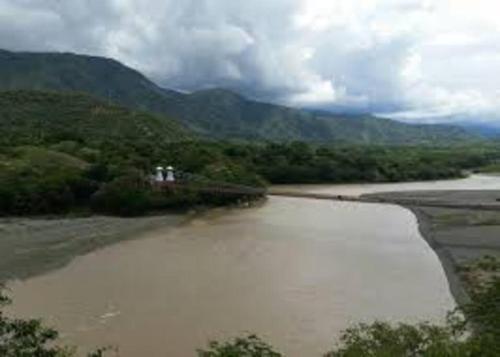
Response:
[1, 0, 500, 123]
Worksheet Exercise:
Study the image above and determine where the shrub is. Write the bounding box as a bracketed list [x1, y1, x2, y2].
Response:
[323, 321, 467, 357]
[198, 278, 500, 357]
[0, 287, 72, 357]
[197, 335, 282, 357]
[90, 170, 152, 216]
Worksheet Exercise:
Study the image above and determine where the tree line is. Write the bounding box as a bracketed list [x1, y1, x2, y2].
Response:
[2, 140, 500, 217]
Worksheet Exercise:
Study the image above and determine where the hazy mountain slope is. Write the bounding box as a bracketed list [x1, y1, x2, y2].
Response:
[457, 122, 500, 138]
[0, 49, 480, 144]
[0, 90, 190, 147]
[318, 115, 476, 144]
[170, 89, 476, 143]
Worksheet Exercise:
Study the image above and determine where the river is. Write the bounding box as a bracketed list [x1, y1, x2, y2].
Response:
[7, 175, 500, 356]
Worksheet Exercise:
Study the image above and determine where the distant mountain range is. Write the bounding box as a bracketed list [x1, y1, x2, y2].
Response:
[0, 49, 481, 144]
[456, 122, 500, 138]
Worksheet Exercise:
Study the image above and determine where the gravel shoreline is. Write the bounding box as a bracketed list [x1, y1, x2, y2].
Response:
[407, 206, 471, 306]
[365, 190, 500, 307]
[0, 214, 186, 283]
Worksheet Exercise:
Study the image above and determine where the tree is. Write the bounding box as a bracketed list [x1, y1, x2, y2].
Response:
[198, 278, 500, 357]
[90, 169, 151, 216]
[197, 335, 282, 357]
[0, 287, 73, 357]
[323, 321, 468, 357]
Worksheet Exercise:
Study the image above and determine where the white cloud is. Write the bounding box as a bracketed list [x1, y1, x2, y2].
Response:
[1, 0, 500, 122]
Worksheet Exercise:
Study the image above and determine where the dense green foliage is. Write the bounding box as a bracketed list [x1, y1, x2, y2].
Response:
[324, 321, 467, 356]
[0, 91, 265, 216]
[0, 49, 480, 144]
[0, 90, 190, 148]
[0, 146, 93, 215]
[223, 142, 499, 183]
[0, 144, 264, 216]
[89, 169, 153, 216]
[1, 90, 499, 216]
[197, 335, 283, 357]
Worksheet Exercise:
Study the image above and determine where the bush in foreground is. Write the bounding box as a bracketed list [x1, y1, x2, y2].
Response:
[0, 287, 72, 357]
[2, 280, 499, 356]
[197, 335, 282, 357]
[198, 279, 500, 357]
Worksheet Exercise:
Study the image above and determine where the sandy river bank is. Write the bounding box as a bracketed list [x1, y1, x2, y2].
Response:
[366, 190, 500, 306]
[0, 214, 185, 282]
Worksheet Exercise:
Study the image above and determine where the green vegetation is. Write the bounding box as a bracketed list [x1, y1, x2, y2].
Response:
[0, 91, 265, 216]
[197, 335, 282, 357]
[0, 146, 94, 215]
[150, 88, 478, 144]
[2, 90, 500, 216]
[223, 142, 499, 184]
[0, 49, 481, 144]
[0, 89, 190, 148]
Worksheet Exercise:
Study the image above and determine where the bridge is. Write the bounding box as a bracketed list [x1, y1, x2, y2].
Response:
[152, 167, 500, 211]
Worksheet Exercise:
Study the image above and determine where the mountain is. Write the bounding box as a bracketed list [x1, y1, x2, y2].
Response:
[0, 90, 190, 147]
[457, 122, 500, 138]
[0, 49, 480, 144]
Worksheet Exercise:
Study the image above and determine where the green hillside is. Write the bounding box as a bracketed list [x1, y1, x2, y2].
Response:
[170, 89, 476, 144]
[0, 90, 190, 148]
[0, 91, 265, 216]
[0, 92, 498, 217]
[0, 49, 480, 144]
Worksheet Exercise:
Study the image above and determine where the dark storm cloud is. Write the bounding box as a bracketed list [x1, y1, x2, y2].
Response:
[1, 0, 500, 122]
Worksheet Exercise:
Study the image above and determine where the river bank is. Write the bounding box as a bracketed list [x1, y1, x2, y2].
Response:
[0, 194, 269, 284]
[366, 190, 500, 306]
[0, 214, 186, 283]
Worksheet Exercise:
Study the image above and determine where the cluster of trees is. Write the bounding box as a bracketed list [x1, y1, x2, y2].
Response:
[222, 142, 499, 184]
[2, 140, 500, 217]
[0, 144, 265, 217]
[2, 277, 499, 356]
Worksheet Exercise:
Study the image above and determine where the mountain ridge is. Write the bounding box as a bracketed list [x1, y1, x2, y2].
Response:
[0, 49, 480, 144]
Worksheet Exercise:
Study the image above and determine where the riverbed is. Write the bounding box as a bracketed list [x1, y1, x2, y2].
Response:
[6, 176, 500, 356]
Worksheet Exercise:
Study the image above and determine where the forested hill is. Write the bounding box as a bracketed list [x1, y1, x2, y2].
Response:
[0, 49, 479, 144]
[0, 90, 190, 148]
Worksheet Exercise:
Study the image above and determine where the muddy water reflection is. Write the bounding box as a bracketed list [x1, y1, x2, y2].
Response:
[9, 196, 456, 356]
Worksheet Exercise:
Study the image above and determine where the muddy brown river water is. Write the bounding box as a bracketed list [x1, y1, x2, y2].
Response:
[7, 175, 500, 356]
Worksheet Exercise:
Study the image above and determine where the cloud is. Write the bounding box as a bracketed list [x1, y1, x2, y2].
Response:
[1, 0, 500, 122]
